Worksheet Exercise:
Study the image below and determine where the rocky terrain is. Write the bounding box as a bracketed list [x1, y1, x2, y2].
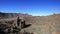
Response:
[0, 12, 60, 34]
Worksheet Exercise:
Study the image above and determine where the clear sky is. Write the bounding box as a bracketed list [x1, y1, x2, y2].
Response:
[0, 0, 60, 16]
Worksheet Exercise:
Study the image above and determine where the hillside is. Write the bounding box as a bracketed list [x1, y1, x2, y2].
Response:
[25, 14, 60, 34]
[0, 12, 60, 34]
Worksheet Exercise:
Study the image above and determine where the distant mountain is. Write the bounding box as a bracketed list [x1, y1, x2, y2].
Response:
[0, 12, 32, 19]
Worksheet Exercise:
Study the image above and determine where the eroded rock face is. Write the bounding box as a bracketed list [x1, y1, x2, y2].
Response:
[0, 17, 33, 34]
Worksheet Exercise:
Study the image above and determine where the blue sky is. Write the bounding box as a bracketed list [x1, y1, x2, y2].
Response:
[0, 0, 60, 16]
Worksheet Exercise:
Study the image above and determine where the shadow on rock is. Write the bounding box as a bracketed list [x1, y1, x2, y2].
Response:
[24, 24, 31, 28]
